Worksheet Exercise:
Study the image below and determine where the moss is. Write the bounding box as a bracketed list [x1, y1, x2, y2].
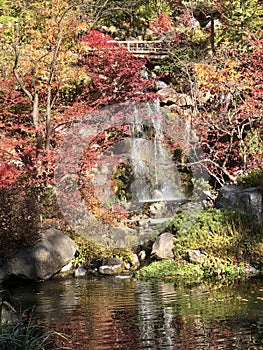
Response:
[237, 168, 263, 190]
[136, 208, 263, 284]
[136, 260, 205, 284]
[72, 234, 135, 269]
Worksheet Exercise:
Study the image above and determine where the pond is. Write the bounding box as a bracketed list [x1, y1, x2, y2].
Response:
[5, 276, 263, 350]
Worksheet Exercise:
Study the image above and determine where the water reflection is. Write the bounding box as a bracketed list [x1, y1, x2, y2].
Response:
[5, 277, 263, 349]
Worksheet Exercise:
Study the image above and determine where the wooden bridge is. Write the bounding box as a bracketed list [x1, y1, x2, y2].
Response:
[108, 40, 168, 58]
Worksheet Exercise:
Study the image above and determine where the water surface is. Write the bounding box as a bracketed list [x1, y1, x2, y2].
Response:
[7, 277, 263, 349]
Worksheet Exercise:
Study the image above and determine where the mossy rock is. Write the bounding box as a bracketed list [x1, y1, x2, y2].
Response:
[136, 208, 263, 284]
[237, 168, 263, 190]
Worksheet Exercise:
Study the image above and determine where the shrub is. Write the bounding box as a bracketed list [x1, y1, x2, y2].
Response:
[137, 208, 263, 284]
[237, 168, 263, 190]
[0, 185, 59, 265]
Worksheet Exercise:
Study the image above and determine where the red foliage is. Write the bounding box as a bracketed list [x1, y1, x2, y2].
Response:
[192, 36, 263, 185]
[0, 30, 157, 190]
[81, 30, 117, 49]
[239, 35, 263, 119]
[149, 12, 173, 34]
[78, 30, 156, 109]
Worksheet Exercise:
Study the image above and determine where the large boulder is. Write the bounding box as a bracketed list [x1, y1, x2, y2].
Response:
[216, 185, 263, 222]
[151, 232, 174, 260]
[0, 227, 77, 282]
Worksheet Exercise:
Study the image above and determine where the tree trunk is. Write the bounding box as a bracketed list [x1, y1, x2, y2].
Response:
[210, 17, 215, 53]
[32, 92, 43, 155]
[45, 85, 52, 150]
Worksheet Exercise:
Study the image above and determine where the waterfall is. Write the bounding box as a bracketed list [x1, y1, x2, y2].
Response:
[129, 101, 183, 203]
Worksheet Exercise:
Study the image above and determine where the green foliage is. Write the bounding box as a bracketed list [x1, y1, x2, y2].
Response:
[72, 234, 135, 268]
[156, 28, 209, 75]
[237, 168, 263, 190]
[98, 0, 172, 37]
[241, 129, 263, 172]
[61, 76, 92, 102]
[111, 162, 133, 203]
[169, 208, 262, 261]
[216, 0, 263, 46]
[0, 0, 21, 25]
[135, 0, 172, 22]
[202, 257, 246, 280]
[137, 208, 262, 284]
[0, 300, 63, 350]
[136, 260, 205, 284]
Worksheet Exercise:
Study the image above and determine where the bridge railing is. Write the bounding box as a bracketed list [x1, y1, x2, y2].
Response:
[107, 40, 168, 56]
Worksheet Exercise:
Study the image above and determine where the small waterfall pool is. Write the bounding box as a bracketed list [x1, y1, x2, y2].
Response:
[5, 276, 263, 349]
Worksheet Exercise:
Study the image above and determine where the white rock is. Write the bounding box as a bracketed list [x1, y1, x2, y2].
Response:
[60, 262, 73, 273]
[74, 266, 88, 278]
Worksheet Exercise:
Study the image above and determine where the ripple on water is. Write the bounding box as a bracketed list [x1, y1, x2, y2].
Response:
[5, 277, 263, 350]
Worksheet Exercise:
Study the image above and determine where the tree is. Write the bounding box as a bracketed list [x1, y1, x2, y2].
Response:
[77, 30, 155, 108]
[214, 0, 263, 46]
[0, 5, 155, 189]
[189, 34, 263, 185]
[7, 0, 86, 153]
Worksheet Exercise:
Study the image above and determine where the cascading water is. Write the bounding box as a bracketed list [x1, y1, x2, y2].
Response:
[129, 101, 184, 203]
[92, 101, 186, 209]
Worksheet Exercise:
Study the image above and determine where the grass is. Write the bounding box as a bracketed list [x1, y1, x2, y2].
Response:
[0, 298, 65, 350]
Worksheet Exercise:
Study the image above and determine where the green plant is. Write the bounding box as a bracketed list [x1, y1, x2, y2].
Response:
[136, 260, 205, 284]
[72, 234, 135, 268]
[237, 168, 263, 189]
[0, 299, 64, 350]
[137, 208, 262, 284]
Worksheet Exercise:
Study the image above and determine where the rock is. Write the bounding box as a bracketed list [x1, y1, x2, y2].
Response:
[99, 257, 123, 275]
[130, 253, 140, 268]
[138, 250, 147, 261]
[74, 266, 88, 278]
[103, 257, 122, 266]
[188, 248, 207, 264]
[201, 190, 217, 208]
[115, 275, 133, 280]
[151, 232, 174, 260]
[0, 227, 77, 282]
[60, 262, 73, 273]
[157, 87, 177, 104]
[149, 201, 167, 218]
[216, 185, 263, 222]
[155, 80, 168, 90]
[99, 264, 123, 275]
[243, 265, 258, 277]
[110, 227, 140, 248]
[158, 87, 193, 106]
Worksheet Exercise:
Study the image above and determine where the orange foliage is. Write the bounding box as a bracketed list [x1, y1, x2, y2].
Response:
[149, 12, 173, 34]
[194, 60, 242, 93]
[17, 0, 88, 93]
